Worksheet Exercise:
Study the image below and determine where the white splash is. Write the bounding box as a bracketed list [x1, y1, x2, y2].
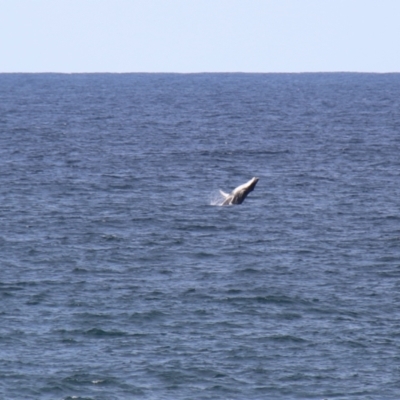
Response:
[209, 190, 226, 206]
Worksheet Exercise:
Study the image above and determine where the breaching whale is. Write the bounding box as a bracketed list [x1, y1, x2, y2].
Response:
[220, 177, 259, 205]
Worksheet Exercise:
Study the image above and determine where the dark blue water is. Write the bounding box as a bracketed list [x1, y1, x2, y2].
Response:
[1, 73, 400, 399]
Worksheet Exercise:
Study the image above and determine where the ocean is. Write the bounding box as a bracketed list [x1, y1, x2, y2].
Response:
[1, 73, 400, 399]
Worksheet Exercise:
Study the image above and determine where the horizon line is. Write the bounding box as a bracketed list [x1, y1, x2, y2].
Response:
[1, 71, 399, 75]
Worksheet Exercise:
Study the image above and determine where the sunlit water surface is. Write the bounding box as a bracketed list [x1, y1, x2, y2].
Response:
[1, 73, 400, 399]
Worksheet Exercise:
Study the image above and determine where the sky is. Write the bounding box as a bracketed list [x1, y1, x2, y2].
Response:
[0, 0, 399, 73]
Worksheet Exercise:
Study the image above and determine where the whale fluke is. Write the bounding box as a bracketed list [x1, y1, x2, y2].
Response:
[220, 177, 259, 205]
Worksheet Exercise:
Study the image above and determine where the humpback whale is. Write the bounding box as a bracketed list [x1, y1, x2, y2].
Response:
[220, 177, 259, 205]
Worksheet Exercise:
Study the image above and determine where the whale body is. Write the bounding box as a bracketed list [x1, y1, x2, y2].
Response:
[220, 177, 259, 205]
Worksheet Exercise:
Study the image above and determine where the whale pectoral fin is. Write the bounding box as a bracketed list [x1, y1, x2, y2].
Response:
[219, 190, 230, 198]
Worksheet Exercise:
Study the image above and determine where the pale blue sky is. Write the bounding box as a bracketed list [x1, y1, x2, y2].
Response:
[1, 0, 399, 73]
